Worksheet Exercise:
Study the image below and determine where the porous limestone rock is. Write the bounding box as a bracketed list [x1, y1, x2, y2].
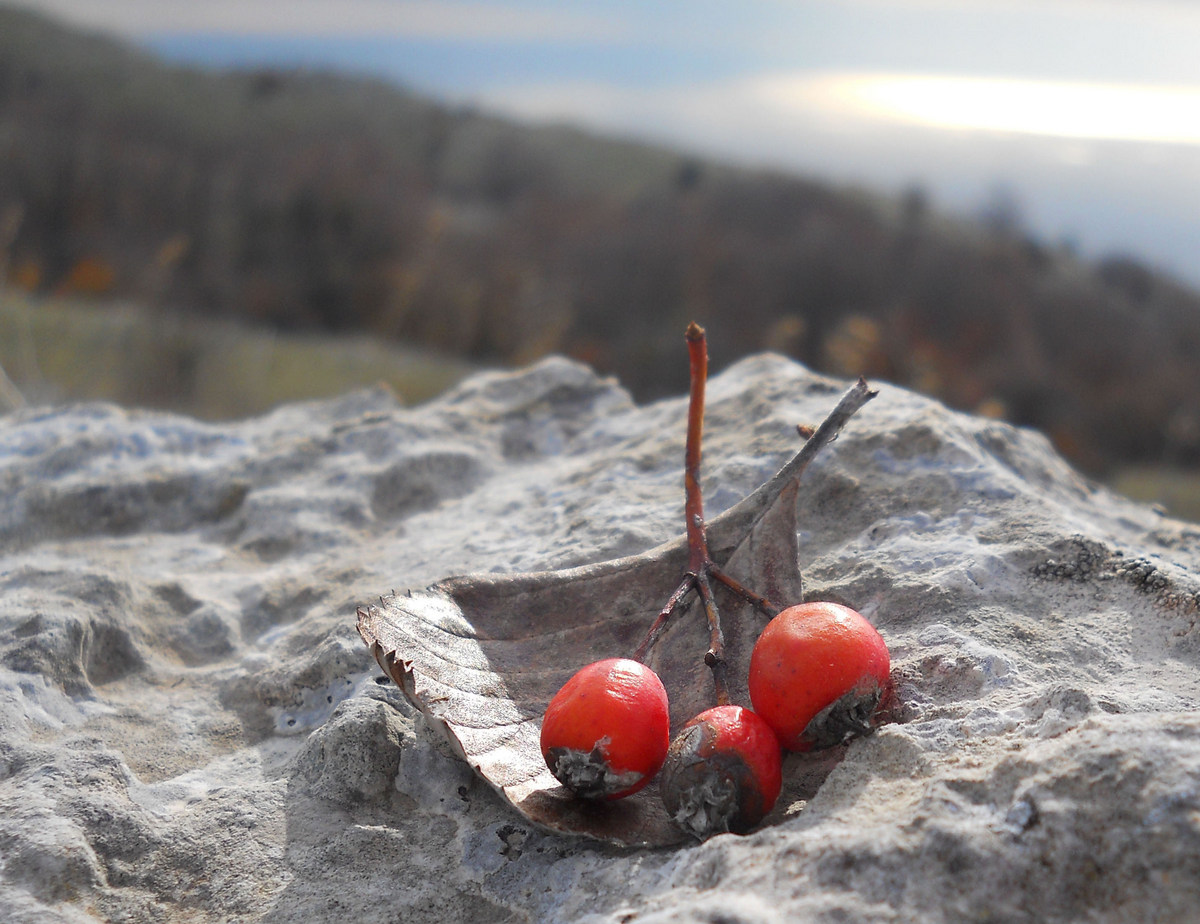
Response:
[2, 353, 1199, 922]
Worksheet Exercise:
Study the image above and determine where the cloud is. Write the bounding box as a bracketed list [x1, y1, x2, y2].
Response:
[478, 70, 1200, 169]
[757, 73, 1200, 145]
[15, 0, 629, 41]
[474, 70, 1200, 282]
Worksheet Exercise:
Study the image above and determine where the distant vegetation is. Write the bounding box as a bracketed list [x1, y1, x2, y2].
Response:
[0, 290, 476, 418]
[4, 4, 1200, 483]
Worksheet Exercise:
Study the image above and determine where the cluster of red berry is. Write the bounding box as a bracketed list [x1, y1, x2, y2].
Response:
[539, 324, 891, 839]
[541, 602, 889, 837]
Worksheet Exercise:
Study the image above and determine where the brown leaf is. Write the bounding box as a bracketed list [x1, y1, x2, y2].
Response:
[357, 379, 875, 847]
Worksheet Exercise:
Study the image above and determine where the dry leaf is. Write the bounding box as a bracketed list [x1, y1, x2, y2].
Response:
[357, 380, 874, 847]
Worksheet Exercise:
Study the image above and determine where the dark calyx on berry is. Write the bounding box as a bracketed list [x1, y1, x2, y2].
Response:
[800, 680, 885, 750]
[546, 741, 646, 800]
[659, 709, 781, 839]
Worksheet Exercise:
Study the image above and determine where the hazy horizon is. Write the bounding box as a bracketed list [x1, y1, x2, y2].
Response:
[12, 0, 1200, 286]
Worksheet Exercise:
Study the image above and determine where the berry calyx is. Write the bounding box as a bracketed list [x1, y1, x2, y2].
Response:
[659, 705, 783, 838]
[748, 602, 891, 751]
[540, 658, 671, 800]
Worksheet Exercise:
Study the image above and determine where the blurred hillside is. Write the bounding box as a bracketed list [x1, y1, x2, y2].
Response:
[3, 4, 1200, 480]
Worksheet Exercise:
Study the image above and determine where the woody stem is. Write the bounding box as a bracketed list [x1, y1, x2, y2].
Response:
[682, 323, 730, 703]
[635, 324, 728, 701]
[711, 566, 780, 619]
[684, 322, 710, 573]
[696, 571, 729, 706]
[633, 576, 695, 663]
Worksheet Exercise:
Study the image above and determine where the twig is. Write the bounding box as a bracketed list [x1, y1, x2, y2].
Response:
[683, 322, 710, 573]
[634, 576, 696, 662]
[769, 377, 877, 490]
[710, 567, 780, 619]
[635, 324, 876, 712]
[695, 571, 729, 705]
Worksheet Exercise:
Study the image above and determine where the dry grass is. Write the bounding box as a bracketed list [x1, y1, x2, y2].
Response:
[0, 292, 478, 419]
[1110, 466, 1200, 525]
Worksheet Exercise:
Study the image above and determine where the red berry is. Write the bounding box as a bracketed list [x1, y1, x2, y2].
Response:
[749, 602, 891, 751]
[540, 658, 670, 800]
[659, 705, 783, 838]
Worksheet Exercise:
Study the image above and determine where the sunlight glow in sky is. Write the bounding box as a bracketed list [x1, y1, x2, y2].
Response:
[786, 74, 1200, 145]
[12, 0, 1200, 283]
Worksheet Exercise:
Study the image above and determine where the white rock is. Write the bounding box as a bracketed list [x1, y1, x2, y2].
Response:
[1, 354, 1199, 922]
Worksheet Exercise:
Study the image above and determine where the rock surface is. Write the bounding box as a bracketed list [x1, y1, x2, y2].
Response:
[2, 353, 1200, 923]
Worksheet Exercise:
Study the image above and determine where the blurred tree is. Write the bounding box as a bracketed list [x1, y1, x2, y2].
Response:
[4, 5, 1200, 477]
[979, 183, 1023, 238]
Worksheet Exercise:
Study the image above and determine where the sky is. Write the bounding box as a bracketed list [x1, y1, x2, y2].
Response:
[15, 0, 1200, 285]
